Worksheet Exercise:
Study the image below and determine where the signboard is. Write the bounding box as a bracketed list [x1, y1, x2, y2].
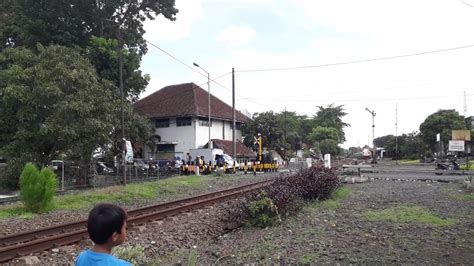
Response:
[436, 133, 440, 142]
[125, 140, 134, 163]
[448, 140, 465, 152]
[324, 154, 331, 168]
[452, 130, 471, 141]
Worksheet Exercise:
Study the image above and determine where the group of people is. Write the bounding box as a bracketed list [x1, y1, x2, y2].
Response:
[174, 155, 207, 176]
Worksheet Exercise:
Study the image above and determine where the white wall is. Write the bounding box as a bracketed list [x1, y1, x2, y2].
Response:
[155, 118, 196, 153]
[144, 117, 244, 158]
[196, 119, 243, 147]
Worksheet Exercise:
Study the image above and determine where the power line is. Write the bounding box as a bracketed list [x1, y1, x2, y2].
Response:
[240, 93, 473, 103]
[145, 39, 232, 92]
[236, 44, 474, 73]
[145, 39, 271, 108]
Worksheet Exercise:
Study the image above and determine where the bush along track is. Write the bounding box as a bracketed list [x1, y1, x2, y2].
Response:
[240, 165, 341, 227]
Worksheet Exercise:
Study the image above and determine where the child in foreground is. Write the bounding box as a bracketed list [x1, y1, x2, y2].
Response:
[75, 203, 131, 266]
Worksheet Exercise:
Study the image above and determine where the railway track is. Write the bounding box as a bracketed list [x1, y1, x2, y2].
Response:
[0, 180, 272, 262]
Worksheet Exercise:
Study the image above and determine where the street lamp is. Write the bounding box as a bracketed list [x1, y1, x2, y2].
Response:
[193, 62, 212, 148]
[365, 108, 376, 163]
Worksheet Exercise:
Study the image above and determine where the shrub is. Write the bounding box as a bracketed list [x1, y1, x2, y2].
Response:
[291, 165, 340, 201]
[263, 174, 302, 216]
[241, 166, 340, 227]
[19, 163, 57, 213]
[113, 245, 148, 265]
[247, 192, 281, 228]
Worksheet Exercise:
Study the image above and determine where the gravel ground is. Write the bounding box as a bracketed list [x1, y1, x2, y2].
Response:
[155, 179, 473, 265]
[6, 175, 474, 265]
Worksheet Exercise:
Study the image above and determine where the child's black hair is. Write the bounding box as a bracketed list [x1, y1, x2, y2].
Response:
[87, 203, 127, 244]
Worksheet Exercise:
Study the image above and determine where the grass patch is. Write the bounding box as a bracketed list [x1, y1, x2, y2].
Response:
[365, 205, 457, 227]
[307, 186, 351, 210]
[0, 175, 217, 219]
[451, 192, 474, 201]
[460, 164, 474, 170]
[398, 159, 419, 165]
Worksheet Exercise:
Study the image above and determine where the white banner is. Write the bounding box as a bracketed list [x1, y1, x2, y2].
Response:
[436, 133, 440, 142]
[448, 140, 465, 152]
[125, 140, 134, 163]
[324, 154, 331, 168]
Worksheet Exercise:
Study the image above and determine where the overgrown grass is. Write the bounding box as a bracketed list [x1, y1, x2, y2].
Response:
[451, 192, 474, 201]
[364, 205, 457, 227]
[307, 186, 351, 210]
[0, 175, 219, 219]
[460, 164, 474, 170]
[398, 159, 420, 165]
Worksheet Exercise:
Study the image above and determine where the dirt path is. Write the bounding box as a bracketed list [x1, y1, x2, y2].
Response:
[163, 180, 473, 264]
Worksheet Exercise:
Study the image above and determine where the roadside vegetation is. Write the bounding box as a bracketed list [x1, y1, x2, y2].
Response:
[308, 186, 351, 210]
[364, 205, 457, 227]
[0, 174, 247, 220]
[243, 166, 340, 228]
[398, 159, 420, 165]
[19, 163, 57, 213]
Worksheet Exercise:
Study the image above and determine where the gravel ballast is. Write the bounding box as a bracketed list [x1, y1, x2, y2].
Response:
[5, 175, 474, 264]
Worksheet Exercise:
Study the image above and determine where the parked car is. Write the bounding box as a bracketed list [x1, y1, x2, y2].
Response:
[96, 162, 114, 174]
[134, 159, 149, 171]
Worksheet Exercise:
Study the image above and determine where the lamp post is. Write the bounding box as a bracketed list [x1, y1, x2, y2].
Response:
[193, 62, 212, 148]
[365, 108, 376, 163]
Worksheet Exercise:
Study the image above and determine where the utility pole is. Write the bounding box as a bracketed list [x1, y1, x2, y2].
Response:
[284, 107, 287, 148]
[118, 27, 126, 186]
[365, 108, 376, 163]
[395, 103, 398, 165]
[193, 62, 212, 148]
[232, 68, 236, 160]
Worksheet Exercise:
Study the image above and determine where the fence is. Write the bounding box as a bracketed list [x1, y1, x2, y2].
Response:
[50, 160, 178, 191]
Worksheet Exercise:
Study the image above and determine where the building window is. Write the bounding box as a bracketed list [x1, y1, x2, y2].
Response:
[157, 144, 175, 152]
[155, 118, 170, 128]
[199, 117, 212, 126]
[230, 122, 242, 130]
[177, 117, 192, 127]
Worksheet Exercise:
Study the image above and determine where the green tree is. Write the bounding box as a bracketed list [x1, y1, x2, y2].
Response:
[20, 163, 57, 213]
[318, 139, 339, 156]
[242, 111, 282, 151]
[0, 0, 178, 101]
[313, 104, 349, 143]
[87, 37, 150, 102]
[309, 126, 340, 144]
[374, 135, 397, 157]
[398, 132, 425, 159]
[0, 0, 178, 53]
[0, 45, 123, 185]
[419, 110, 465, 153]
[242, 111, 306, 159]
[277, 111, 304, 151]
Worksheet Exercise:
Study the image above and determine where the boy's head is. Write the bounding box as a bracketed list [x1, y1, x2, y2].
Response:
[87, 204, 127, 246]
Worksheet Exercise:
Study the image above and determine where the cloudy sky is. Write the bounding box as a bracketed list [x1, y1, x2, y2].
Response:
[141, 0, 474, 148]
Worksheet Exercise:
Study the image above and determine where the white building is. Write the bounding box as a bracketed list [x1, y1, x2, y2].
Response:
[134, 82, 249, 160]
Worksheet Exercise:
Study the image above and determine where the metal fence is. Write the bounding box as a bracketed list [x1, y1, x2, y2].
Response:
[50, 160, 178, 191]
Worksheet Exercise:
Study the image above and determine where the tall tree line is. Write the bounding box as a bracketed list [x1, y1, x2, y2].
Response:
[372, 109, 469, 160]
[241, 104, 349, 159]
[0, 0, 178, 188]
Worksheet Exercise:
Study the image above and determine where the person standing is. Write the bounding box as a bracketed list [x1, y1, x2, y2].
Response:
[195, 156, 200, 176]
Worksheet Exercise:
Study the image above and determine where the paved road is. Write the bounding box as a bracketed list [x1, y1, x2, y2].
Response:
[364, 171, 467, 182]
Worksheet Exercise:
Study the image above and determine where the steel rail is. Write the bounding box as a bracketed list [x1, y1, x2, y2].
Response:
[0, 180, 271, 262]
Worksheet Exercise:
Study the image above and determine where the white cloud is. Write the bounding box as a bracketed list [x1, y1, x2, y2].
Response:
[144, 0, 203, 41]
[216, 25, 257, 46]
[141, 0, 474, 148]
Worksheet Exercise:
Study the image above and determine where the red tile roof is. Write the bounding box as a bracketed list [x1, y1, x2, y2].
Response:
[208, 139, 256, 159]
[134, 82, 248, 122]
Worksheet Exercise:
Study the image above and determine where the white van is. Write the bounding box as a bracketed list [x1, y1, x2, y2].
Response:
[189, 148, 234, 166]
